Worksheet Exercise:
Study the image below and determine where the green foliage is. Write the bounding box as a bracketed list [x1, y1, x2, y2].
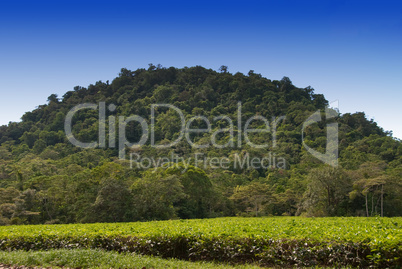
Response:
[0, 249, 260, 269]
[300, 167, 351, 217]
[0, 217, 400, 267]
[0, 65, 400, 224]
[230, 182, 272, 217]
[131, 170, 185, 221]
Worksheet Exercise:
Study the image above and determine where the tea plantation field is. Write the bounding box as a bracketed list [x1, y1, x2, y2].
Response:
[0, 217, 401, 267]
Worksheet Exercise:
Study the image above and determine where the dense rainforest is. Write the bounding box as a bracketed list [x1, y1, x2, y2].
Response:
[0, 65, 400, 225]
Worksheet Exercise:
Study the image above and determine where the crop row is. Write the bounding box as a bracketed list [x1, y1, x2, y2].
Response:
[0, 217, 401, 267]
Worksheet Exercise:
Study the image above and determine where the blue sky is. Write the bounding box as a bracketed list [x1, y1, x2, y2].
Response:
[0, 0, 401, 138]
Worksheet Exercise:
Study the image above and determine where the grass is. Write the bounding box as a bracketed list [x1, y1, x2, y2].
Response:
[0, 249, 262, 269]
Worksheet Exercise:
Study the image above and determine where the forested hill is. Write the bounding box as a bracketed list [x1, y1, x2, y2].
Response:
[0, 65, 400, 225]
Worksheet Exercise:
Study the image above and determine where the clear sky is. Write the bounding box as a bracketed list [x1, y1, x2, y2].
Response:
[0, 0, 401, 138]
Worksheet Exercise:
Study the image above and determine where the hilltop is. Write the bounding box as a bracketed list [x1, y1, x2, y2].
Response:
[0, 65, 400, 225]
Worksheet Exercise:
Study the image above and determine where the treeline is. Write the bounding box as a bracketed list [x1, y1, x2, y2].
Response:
[0, 65, 401, 225]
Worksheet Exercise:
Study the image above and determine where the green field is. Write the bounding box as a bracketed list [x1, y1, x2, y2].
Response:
[0, 217, 401, 267]
[0, 249, 260, 269]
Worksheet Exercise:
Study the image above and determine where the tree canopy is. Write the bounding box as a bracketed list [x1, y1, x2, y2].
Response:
[0, 65, 400, 224]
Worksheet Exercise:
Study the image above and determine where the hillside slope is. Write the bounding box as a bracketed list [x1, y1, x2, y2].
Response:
[0, 65, 400, 224]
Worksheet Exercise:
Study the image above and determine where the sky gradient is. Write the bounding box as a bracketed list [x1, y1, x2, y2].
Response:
[0, 0, 401, 138]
